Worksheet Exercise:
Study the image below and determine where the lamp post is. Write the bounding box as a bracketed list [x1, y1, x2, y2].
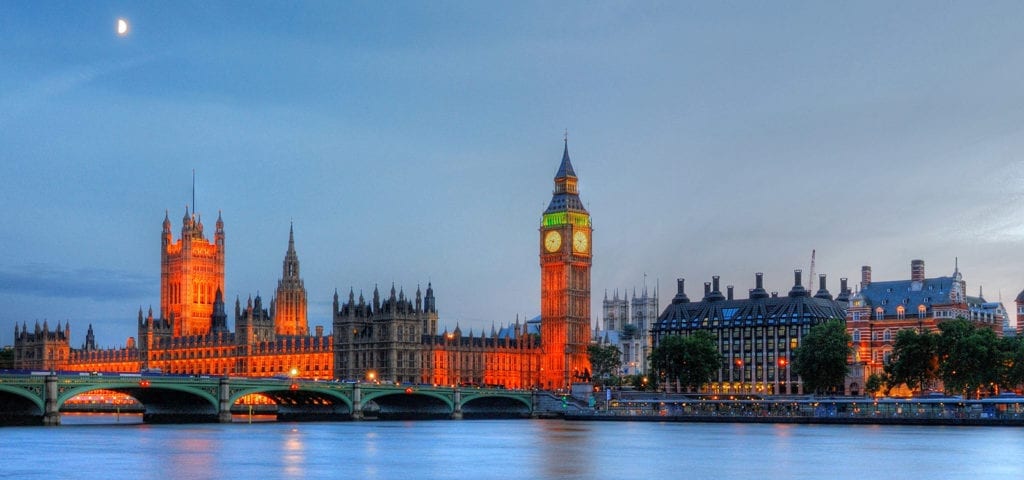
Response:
[778, 357, 788, 395]
[735, 358, 744, 394]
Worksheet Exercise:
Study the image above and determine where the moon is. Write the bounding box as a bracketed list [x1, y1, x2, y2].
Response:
[116, 18, 129, 37]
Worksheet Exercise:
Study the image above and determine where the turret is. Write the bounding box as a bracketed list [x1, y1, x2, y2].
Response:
[813, 274, 833, 300]
[425, 282, 436, 313]
[835, 278, 851, 303]
[788, 270, 809, 298]
[671, 278, 690, 305]
[706, 276, 726, 302]
[749, 273, 770, 300]
[211, 288, 228, 333]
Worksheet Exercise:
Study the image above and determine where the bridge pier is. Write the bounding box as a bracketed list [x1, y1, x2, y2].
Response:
[351, 384, 363, 421]
[43, 375, 60, 426]
[218, 377, 233, 423]
[451, 388, 462, 420]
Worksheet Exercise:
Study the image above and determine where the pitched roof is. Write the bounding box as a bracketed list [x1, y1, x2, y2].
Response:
[857, 276, 958, 316]
[654, 294, 847, 332]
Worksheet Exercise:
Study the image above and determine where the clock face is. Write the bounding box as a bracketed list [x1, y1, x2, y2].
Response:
[573, 230, 589, 253]
[544, 230, 562, 253]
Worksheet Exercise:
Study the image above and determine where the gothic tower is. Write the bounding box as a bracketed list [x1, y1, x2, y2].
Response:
[274, 223, 308, 336]
[539, 140, 592, 389]
[160, 208, 225, 337]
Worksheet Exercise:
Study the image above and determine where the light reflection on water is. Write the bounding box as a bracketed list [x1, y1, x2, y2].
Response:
[3, 418, 1023, 479]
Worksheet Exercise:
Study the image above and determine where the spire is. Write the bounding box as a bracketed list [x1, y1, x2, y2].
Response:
[288, 221, 295, 252]
[556, 136, 577, 178]
[545, 137, 587, 214]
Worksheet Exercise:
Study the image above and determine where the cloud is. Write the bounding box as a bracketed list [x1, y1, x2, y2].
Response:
[0, 264, 151, 302]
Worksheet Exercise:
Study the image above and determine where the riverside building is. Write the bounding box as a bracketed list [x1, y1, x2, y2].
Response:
[13, 143, 591, 391]
[652, 271, 849, 395]
[846, 259, 1006, 394]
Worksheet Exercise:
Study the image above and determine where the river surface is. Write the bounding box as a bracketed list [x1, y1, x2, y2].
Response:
[2, 414, 1022, 479]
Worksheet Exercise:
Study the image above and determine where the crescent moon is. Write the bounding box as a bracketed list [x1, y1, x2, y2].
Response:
[117, 18, 129, 36]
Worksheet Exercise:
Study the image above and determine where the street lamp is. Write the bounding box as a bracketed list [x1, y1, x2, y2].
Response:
[366, 370, 377, 383]
[778, 357, 788, 395]
[735, 358, 744, 393]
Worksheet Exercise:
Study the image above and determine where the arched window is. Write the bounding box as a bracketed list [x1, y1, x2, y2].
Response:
[852, 329, 861, 342]
[874, 307, 884, 320]
[883, 329, 892, 342]
[918, 304, 927, 318]
[896, 305, 905, 319]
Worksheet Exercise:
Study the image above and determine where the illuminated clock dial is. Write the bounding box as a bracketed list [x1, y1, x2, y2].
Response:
[572, 230, 588, 253]
[544, 230, 562, 252]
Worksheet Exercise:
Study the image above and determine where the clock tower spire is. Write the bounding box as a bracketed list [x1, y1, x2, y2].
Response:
[539, 139, 592, 389]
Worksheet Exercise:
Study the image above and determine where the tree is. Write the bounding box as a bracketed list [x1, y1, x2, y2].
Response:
[938, 319, 1000, 398]
[792, 320, 851, 395]
[886, 328, 938, 395]
[865, 372, 889, 398]
[620, 324, 639, 340]
[997, 336, 1024, 391]
[650, 332, 721, 392]
[0, 347, 12, 370]
[587, 344, 622, 384]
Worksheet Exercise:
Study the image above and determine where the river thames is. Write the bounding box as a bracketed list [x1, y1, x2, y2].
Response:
[3, 415, 1022, 479]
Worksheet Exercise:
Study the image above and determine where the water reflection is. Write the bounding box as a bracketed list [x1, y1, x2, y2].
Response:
[3, 420, 1023, 480]
[283, 427, 305, 478]
[538, 421, 593, 478]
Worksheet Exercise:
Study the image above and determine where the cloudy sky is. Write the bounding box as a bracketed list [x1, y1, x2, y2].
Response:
[3, 1, 1024, 347]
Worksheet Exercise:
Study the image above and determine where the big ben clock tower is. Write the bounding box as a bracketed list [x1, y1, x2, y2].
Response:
[539, 139, 592, 389]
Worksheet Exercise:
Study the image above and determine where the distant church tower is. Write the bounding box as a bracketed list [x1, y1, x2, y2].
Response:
[539, 139, 592, 389]
[160, 207, 225, 337]
[274, 223, 308, 336]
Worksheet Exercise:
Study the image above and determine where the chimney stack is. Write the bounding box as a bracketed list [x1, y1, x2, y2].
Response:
[727, 285, 734, 300]
[911, 259, 925, 282]
[756, 272, 764, 290]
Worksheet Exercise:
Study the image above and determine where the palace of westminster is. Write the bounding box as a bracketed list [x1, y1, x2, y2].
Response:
[11, 143, 593, 391]
[11, 143, 1019, 394]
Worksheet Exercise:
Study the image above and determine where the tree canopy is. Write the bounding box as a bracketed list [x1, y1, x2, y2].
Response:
[936, 319, 1001, 397]
[792, 320, 851, 395]
[885, 328, 939, 395]
[587, 344, 622, 384]
[650, 332, 721, 392]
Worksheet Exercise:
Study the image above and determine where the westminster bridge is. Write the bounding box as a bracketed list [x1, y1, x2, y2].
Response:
[0, 372, 543, 426]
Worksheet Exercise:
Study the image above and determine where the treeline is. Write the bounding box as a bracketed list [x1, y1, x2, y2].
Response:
[589, 318, 1024, 398]
[872, 318, 1024, 398]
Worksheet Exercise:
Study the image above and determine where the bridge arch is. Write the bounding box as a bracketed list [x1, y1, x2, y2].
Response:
[460, 392, 533, 418]
[229, 385, 353, 421]
[58, 381, 220, 423]
[361, 389, 455, 419]
[0, 384, 45, 421]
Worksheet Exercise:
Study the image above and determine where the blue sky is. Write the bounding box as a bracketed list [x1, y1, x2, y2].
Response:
[3, 1, 1024, 347]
